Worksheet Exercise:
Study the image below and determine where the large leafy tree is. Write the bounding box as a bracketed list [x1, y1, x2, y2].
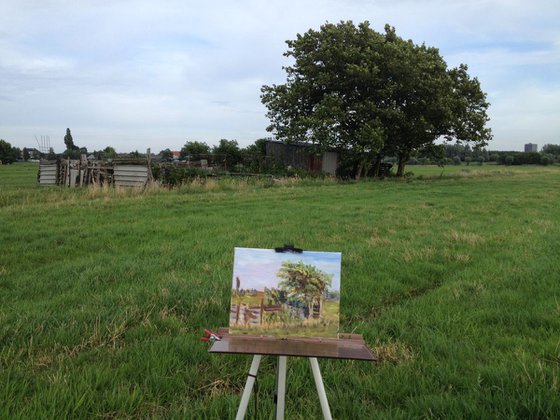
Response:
[261, 21, 492, 178]
[277, 261, 333, 319]
[262, 21, 387, 179]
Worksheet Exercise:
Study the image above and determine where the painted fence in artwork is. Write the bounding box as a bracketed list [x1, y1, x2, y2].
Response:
[230, 302, 310, 327]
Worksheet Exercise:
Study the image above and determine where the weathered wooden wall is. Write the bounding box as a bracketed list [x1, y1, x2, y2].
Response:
[113, 165, 149, 187]
[265, 141, 338, 175]
[38, 163, 58, 186]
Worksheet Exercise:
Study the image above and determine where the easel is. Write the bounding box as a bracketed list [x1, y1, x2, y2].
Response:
[209, 329, 376, 419]
[209, 245, 376, 418]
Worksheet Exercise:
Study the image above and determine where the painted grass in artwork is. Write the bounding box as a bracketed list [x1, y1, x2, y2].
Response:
[230, 298, 339, 338]
[1, 163, 559, 418]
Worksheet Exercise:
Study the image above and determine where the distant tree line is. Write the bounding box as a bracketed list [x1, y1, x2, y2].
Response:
[401, 143, 560, 167]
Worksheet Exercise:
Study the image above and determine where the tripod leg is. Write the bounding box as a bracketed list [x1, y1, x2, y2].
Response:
[309, 357, 332, 420]
[236, 355, 262, 420]
[275, 356, 288, 420]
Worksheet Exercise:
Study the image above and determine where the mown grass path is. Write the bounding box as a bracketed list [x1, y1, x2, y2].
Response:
[1, 163, 559, 418]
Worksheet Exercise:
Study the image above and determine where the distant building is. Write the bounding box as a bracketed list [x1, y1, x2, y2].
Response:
[524, 143, 538, 153]
[172, 151, 181, 160]
[265, 140, 338, 176]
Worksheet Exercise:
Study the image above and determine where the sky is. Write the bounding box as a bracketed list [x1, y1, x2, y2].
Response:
[1, 0, 559, 153]
[232, 248, 341, 293]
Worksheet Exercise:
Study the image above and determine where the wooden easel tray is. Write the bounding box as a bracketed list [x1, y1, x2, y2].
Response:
[209, 328, 376, 361]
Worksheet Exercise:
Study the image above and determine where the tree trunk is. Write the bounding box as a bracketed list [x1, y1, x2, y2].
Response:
[355, 157, 371, 180]
[396, 155, 408, 177]
[372, 155, 382, 178]
[355, 161, 363, 180]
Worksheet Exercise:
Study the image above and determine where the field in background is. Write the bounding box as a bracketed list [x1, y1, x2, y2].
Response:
[1, 163, 559, 418]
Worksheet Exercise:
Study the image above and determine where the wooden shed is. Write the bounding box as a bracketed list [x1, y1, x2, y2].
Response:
[265, 141, 338, 175]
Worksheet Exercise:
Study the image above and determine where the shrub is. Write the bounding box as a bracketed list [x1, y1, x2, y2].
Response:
[154, 165, 210, 186]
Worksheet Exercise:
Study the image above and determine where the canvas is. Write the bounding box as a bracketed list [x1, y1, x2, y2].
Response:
[229, 247, 341, 338]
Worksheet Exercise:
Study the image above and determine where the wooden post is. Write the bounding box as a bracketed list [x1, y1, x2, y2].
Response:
[146, 148, 153, 183]
[80, 154, 87, 186]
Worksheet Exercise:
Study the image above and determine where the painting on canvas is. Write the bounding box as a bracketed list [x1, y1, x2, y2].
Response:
[229, 247, 341, 338]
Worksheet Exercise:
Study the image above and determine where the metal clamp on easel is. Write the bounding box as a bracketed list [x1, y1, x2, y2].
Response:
[274, 244, 303, 253]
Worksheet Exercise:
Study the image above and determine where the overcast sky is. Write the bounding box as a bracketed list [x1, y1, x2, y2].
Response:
[1, 0, 559, 153]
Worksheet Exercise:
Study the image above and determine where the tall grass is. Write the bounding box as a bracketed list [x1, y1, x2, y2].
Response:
[1, 163, 559, 418]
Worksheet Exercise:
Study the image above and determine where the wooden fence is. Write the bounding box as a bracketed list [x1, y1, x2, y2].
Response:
[230, 302, 306, 327]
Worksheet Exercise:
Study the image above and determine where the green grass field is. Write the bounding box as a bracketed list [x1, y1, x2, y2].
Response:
[1, 163, 559, 418]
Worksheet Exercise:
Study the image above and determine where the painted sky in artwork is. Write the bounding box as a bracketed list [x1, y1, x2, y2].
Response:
[232, 248, 341, 293]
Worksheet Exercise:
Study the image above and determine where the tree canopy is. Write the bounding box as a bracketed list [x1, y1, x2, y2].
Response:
[212, 139, 242, 169]
[180, 141, 210, 160]
[0, 139, 20, 164]
[64, 128, 75, 150]
[261, 21, 492, 177]
[542, 144, 560, 156]
[277, 260, 333, 318]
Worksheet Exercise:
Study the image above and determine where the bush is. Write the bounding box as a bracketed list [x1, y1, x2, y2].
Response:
[540, 155, 552, 166]
[153, 165, 210, 186]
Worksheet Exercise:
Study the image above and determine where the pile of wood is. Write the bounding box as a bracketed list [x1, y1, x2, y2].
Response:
[38, 152, 153, 188]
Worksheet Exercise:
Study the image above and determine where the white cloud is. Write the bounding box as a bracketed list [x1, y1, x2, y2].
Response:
[1, 0, 559, 151]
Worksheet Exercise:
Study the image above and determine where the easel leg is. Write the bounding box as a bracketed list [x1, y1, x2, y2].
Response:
[275, 356, 288, 420]
[309, 357, 333, 420]
[236, 354, 262, 420]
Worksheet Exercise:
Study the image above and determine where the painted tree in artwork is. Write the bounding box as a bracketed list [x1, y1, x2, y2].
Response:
[277, 261, 333, 319]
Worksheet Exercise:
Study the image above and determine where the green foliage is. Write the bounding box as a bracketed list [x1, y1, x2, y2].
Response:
[212, 139, 241, 170]
[492, 151, 553, 166]
[46, 148, 57, 160]
[63, 128, 75, 150]
[262, 21, 492, 178]
[159, 148, 173, 162]
[103, 146, 117, 159]
[0, 139, 20, 164]
[239, 138, 269, 173]
[541, 144, 560, 156]
[540, 154, 553, 166]
[152, 165, 209, 186]
[180, 141, 210, 160]
[277, 260, 333, 318]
